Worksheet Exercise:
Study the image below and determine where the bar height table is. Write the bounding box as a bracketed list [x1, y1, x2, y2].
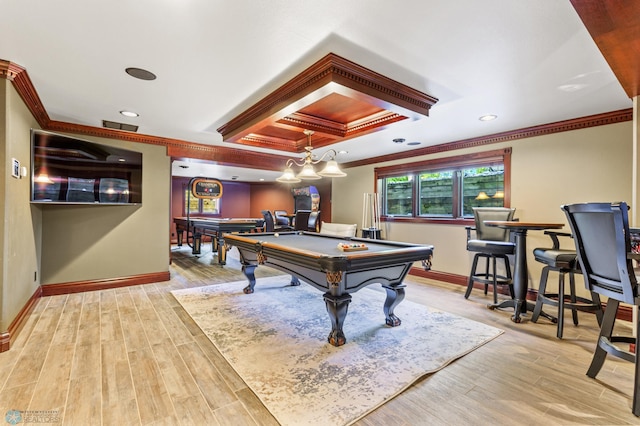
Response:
[484, 221, 564, 323]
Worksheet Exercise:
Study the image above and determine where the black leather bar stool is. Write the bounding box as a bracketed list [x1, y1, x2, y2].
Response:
[464, 207, 516, 304]
[531, 231, 603, 338]
[562, 202, 639, 416]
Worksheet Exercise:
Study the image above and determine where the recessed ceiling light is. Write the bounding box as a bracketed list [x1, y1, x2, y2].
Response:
[479, 114, 497, 121]
[338, 150, 348, 155]
[125, 67, 157, 81]
[120, 110, 139, 118]
[393, 138, 406, 143]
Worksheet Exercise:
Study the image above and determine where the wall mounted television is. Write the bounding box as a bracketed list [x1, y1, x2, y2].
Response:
[30, 129, 143, 204]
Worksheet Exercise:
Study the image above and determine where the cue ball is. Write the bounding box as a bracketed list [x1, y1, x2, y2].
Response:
[274, 233, 279, 237]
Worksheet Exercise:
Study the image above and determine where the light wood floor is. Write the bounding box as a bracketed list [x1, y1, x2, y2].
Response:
[1, 245, 639, 425]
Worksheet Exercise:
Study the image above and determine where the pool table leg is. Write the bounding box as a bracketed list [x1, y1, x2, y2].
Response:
[323, 293, 352, 346]
[382, 283, 406, 326]
[241, 264, 258, 294]
[215, 235, 227, 265]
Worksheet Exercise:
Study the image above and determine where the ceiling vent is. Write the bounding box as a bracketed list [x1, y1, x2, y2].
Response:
[102, 120, 139, 132]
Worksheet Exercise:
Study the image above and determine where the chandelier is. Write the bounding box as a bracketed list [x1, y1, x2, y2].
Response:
[276, 130, 347, 183]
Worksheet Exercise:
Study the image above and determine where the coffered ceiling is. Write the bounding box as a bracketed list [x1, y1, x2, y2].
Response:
[217, 53, 438, 153]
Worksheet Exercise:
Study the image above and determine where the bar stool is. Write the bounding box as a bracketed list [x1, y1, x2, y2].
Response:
[531, 231, 603, 338]
[464, 207, 516, 304]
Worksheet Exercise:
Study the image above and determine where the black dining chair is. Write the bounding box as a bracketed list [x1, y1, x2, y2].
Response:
[274, 210, 290, 226]
[307, 211, 321, 232]
[261, 210, 293, 232]
[531, 230, 603, 338]
[464, 207, 516, 304]
[293, 210, 311, 231]
[562, 201, 640, 416]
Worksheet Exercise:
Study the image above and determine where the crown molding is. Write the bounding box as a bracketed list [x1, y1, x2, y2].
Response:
[0, 59, 50, 125]
[343, 108, 633, 169]
[2, 59, 633, 173]
[216, 53, 439, 153]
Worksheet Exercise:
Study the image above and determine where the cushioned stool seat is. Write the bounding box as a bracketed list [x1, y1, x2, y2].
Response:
[467, 240, 516, 255]
[531, 232, 603, 339]
[464, 207, 516, 304]
[534, 248, 576, 268]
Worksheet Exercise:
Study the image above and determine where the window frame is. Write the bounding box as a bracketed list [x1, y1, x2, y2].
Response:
[184, 188, 221, 216]
[374, 148, 511, 225]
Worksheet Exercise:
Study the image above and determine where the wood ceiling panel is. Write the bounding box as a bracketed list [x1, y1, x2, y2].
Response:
[571, 0, 640, 98]
[217, 53, 438, 153]
[298, 93, 384, 124]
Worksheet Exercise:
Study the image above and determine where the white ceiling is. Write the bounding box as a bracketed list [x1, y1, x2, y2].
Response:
[1, 0, 632, 182]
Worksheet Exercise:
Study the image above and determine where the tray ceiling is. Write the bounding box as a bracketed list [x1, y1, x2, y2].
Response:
[217, 53, 439, 154]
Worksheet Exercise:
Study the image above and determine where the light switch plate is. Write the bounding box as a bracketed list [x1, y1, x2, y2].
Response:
[11, 158, 20, 178]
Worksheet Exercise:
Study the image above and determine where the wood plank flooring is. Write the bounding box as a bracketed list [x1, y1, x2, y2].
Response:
[0, 244, 638, 425]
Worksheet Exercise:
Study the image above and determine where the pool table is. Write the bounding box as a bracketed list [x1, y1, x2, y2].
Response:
[173, 217, 264, 264]
[223, 231, 434, 346]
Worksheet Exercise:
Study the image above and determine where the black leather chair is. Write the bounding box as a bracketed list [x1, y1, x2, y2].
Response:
[531, 230, 603, 338]
[261, 210, 293, 232]
[465, 207, 516, 304]
[562, 201, 640, 416]
[293, 210, 311, 231]
[274, 210, 290, 226]
[307, 211, 321, 232]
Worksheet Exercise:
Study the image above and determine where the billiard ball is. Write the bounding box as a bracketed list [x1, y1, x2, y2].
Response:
[274, 233, 279, 237]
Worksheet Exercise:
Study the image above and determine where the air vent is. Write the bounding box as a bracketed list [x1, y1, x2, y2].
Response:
[102, 120, 139, 132]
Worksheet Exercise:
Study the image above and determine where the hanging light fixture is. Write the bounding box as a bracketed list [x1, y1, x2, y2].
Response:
[276, 130, 347, 183]
[475, 191, 490, 200]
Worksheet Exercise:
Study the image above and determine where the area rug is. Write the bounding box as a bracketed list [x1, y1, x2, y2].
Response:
[171, 276, 503, 425]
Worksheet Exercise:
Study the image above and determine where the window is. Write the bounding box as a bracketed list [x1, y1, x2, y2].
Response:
[184, 189, 220, 215]
[375, 148, 510, 224]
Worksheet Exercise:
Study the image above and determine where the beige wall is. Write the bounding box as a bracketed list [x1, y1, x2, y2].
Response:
[0, 80, 171, 333]
[1, 81, 42, 331]
[40, 136, 170, 284]
[332, 121, 632, 291]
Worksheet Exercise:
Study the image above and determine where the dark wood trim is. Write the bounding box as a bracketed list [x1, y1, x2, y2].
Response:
[384, 217, 475, 226]
[376, 148, 511, 223]
[570, 1, 640, 98]
[0, 286, 43, 353]
[346, 108, 633, 169]
[1, 59, 633, 173]
[216, 52, 439, 152]
[374, 148, 511, 175]
[612, 302, 633, 322]
[41, 271, 171, 297]
[409, 267, 633, 322]
[0, 59, 50, 126]
[168, 142, 288, 171]
[410, 267, 468, 286]
[0, 333, 8, 353]
[1, 272, 170, 352]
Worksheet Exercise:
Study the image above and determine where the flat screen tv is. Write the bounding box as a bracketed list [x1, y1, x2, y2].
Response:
[30, 129, 142, 204]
